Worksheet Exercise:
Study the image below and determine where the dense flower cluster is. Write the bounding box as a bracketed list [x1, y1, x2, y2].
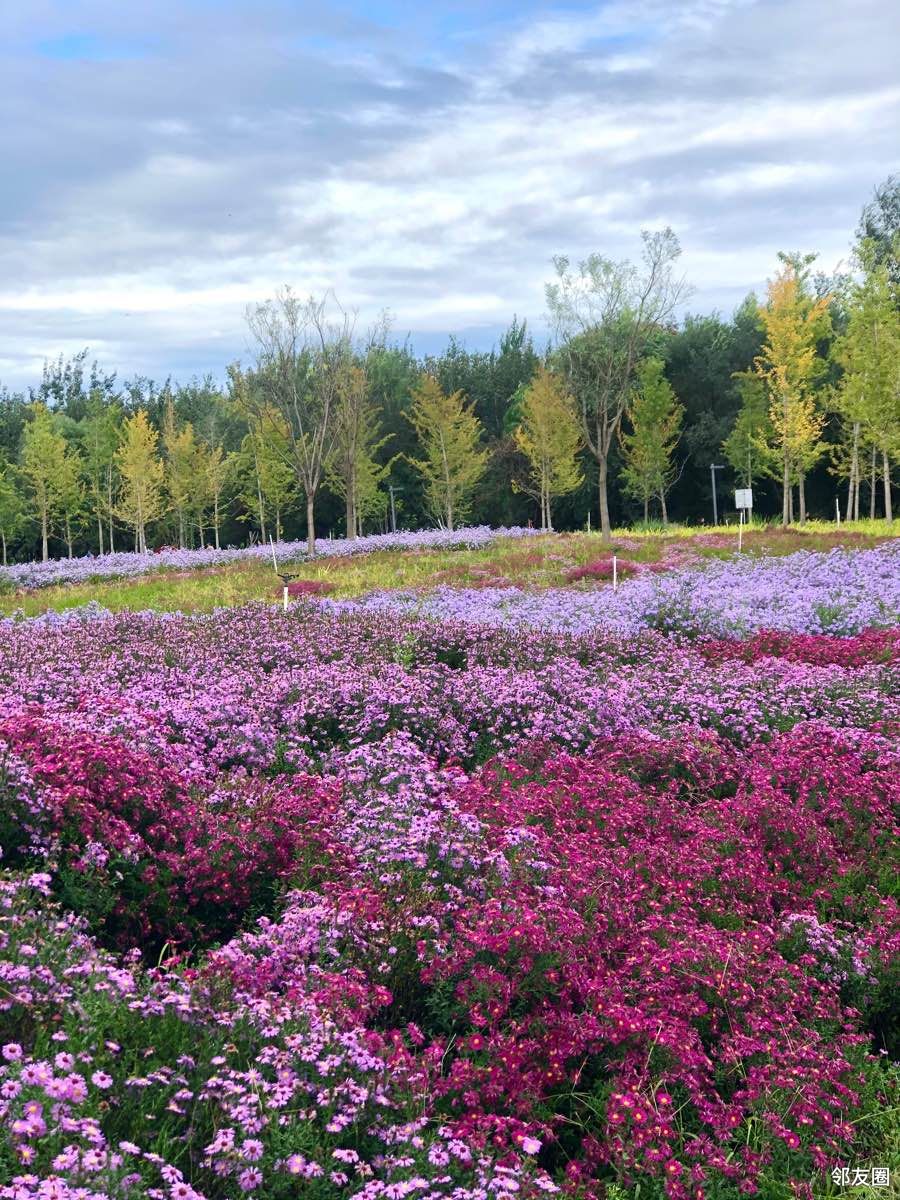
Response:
[326, 542, 900, 636]
[0, 542, 897, 1198]
[0, 527, 538, 592]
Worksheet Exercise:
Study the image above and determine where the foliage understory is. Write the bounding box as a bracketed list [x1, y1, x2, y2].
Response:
[0, 541, 897, 1199]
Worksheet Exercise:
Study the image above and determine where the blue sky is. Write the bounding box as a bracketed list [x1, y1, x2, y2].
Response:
[0, 0, 897, 387]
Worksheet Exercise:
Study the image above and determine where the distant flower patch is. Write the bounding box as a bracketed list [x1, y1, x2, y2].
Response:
[284, 579, 334, 597]
[565, 557, 640, 583]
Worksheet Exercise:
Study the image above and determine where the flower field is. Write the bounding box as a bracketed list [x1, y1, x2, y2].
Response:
[0, 539, 897, 1199]
[0, 528, 537, 594]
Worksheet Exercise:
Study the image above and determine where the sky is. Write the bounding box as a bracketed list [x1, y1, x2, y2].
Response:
[0, 0, 897, 389]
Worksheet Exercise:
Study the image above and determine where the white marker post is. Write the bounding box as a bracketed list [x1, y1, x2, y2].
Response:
[835, 497, 841, 525]
[612, 555, 618, 591]
[270, 535, 289, 611]
[734, 488, 753, 551]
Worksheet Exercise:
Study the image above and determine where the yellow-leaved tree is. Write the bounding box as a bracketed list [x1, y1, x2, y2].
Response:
[406, 376, 487, 531]
[512, 366, 582, 530]
[116, 410, 165, 552]
[753, 260, 831, 524]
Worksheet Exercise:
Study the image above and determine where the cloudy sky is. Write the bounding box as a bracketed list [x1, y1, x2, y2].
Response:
[0, 0, 897, 388]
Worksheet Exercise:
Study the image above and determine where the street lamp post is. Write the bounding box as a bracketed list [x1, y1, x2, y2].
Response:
[710, 464, 725, 526]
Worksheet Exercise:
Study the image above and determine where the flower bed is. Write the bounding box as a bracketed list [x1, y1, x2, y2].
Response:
[0, 547, 897, 1199]
[0, 526, 538, 592]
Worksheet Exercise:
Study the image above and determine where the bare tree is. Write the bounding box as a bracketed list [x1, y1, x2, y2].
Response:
[545, 229, 690, 541]
[244, 288, 354, 554]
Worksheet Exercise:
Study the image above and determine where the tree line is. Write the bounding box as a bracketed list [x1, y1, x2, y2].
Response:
[0, 175, 897, 563]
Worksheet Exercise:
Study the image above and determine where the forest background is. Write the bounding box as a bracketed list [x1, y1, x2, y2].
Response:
[0, 173, 897, 563]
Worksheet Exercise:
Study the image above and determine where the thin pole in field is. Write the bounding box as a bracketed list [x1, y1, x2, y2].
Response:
[835, 497, 841, 525]
[613, 554, 618, 591]
[738, 509, 743, 552]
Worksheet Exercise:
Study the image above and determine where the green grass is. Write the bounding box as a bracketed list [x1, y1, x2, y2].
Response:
[1, 521, 895, 618]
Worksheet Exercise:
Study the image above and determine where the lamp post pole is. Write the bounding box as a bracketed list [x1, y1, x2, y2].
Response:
[710, 464, 725, 526]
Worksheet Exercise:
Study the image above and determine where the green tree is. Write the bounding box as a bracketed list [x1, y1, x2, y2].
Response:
[116, 410, 165, 552]
[57, 444, 85, 558]
[619, 357, 684, 524]
[832, 244, 900, 521]
[858, 174, 900, 292]
[406, 376, 488, 530]
[723, 371, 776, 489]
[546, 229, 689, 541]
[21, 405, 68, 561]
[512, 366, 582, 530]
[80, 394, 122, 554]
[327, 361, 391, 538]
[0, 455, 26, 565]
[244, 289, 352, 554]
[198, 440, 234, 550]
[753, 262, 831, 524]
[236, 404, 298, 543]
[163, 400, 203, 547]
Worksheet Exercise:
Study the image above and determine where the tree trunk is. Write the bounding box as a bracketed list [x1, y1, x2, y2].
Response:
[346, 491, 355, 541]
[213, 494, 221, 549]
[883, 447, 893, 522]
[782, 450, 790, 527]
[846, 423, 860, 522]
[2, 532, 6, 566]
[306, 493, 316, 555]
[41, 506, 49, 562]
[798, 475, 806, 524]
[178, 512, 185, 550]
[66, 515, 73, 559]
[643, 497, 648, 525]
[97, 507, 104, 557]
[598, 454, 611, 542]
[659, 490, 668, 525]
[870, 446, 877, 519]
[106, 467, 115, 554]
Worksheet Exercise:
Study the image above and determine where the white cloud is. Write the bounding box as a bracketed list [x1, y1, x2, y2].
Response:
[0, 0, 896, 384]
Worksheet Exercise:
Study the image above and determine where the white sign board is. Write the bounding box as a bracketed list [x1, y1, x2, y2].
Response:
[734, 488, 753, 510]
